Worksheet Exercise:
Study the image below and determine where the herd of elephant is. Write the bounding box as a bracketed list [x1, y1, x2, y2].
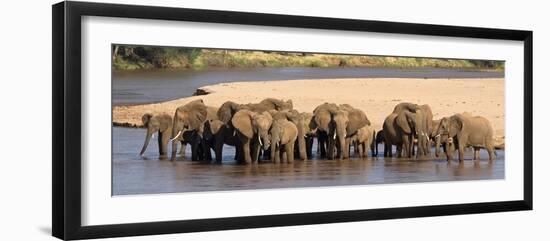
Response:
[139, 98, 497, 164]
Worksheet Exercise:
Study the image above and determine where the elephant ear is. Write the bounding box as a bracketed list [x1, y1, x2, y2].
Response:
[232, 110, 254, 139]
[186, 103, 208, 131]
[450, 115, 464, 132]
[217, 101, 240, 124]
[141, 113, 153, 126]
[396, 111, 412, 134]
[346, 109, 370, 133]
[158, 114, 172, 132]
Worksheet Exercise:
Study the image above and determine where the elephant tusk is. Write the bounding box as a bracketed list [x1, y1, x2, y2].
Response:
[258, 135, 263, 146]
[170, 131, 182, 141]
[333, 132, 337, 140]
[434, 134, 441, 139]
[233, 130, 236, 136]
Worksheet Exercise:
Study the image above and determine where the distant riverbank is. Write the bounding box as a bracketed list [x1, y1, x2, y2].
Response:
[113, 47, 505, 71]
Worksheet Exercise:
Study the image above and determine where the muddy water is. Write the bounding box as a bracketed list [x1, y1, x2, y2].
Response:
[112, 67, 503, 105]
[112, 127, 504, 195]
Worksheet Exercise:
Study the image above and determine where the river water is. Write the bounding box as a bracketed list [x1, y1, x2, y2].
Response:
[112, 67, 504, 196]
[113, 127, 504, 195]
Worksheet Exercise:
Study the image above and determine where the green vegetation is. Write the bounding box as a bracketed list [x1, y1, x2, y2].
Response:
[112, 45, 504, 71]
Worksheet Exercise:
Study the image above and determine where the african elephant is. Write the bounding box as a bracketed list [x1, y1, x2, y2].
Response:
[334, 104, 371, 160]
[382, 113, 404, 157]
[311, 103, 339, 159]
[139, 113, 173, 157]
[300, 112, 316, 159]
[429, 119, 446, 157]
[203, 119, 240, 163]
[382, 102, 425, 158]
[231, 110, 273, 163]
[351, 124, 376, 158]
[170, 99, 208, 161]
[268, 109, 309, 161]
[436, 113, 495, 162]
[397, 105, 430, 158]
[269, 119, 298, 163]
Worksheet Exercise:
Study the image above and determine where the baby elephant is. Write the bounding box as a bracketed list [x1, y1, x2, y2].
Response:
[270, 119, 298, 163]
[352, 125, 376, 158]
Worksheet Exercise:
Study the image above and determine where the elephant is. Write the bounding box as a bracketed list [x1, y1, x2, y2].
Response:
[311, 103, 370, 160]
[385, 103, 431, 158]
[299, 112, 316, 159]
[268, 109, 310, 161]
[203, 119, 240, 163]
[196, 106, 220, 161]
[351, 124, 376, 158]
[311, 103, 339, 159]
[231, 109, 273, 163]
[334, 104, 371, 160]
[383, 102, 429, 158]
[170, 99, 208, 161]
[436, 113, 495, 162]
[139, 113, 177, 158]
[382, 113, 404, 157]
[429, 119, 448, 157]
[269, 118, 298, 163]
[374, 130, 385, 157]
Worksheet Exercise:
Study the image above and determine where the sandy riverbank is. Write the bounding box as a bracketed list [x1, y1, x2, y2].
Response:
[112, 78, 505, 145]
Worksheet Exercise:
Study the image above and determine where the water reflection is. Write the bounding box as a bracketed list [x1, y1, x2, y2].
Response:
[113, 127, 504, 195]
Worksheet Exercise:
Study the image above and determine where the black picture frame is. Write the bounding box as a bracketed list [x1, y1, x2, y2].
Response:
[52, 1, 533, 240]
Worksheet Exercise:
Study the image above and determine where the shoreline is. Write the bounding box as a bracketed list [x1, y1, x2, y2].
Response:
[112, 77, 505, 146]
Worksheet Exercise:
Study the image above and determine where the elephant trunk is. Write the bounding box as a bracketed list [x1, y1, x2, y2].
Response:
[297, 125, 307, 160]
[140, 130, 154, 156]
[434, 134, 441, 157]
[170, 121, 180, 161]
[337, 128, 347, 160]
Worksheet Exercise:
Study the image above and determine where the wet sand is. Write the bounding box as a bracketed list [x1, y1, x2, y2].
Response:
[112, 77, 505, 144]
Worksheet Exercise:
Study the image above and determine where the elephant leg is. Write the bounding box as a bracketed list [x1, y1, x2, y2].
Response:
[343, 138, 351, 159]
[214, 137, 224, 163]
[274, 146, 281, 164]
[235, 144, 243, 162]
[160, 132, 169, 157]
[242, 139, 252, 164]
[252, 141, 261, 163]
[306, 137, 313, 159]
[170, 139, 179, 161]
[201, 140, 212, 162]
[327, 136, 334, 160]
[358, 142, 364, 158]
[157, 131, 163, 156]
[457, 139, 465, 163]
[487, 143, 496, 161]
[179, 142, 186, 156]
[401, 136, 409, 158]
[287, 144, 294, 163]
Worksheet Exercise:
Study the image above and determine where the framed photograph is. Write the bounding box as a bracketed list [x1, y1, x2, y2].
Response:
[52, 1, 533, 240]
